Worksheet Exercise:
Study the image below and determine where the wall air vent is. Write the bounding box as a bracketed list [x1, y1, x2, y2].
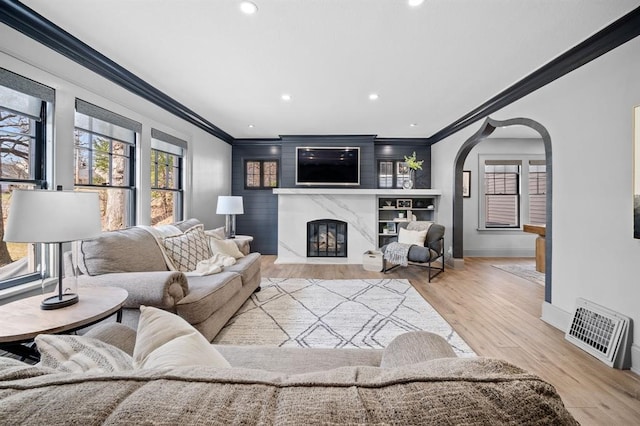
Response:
[565, 298, 632, 369]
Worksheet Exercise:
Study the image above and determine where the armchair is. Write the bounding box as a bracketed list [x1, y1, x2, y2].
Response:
[381, 221, 445, 282]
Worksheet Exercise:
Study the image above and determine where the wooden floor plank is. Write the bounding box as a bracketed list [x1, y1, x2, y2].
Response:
[260, 255, 640, 424]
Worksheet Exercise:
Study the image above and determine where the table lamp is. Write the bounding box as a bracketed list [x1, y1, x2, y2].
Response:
[4, 187, 102, 310]
[216, 196, 243, 239]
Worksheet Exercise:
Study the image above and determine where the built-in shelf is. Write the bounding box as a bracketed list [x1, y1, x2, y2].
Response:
[377, 195, 439, 248]
[274, 188, 442, 196]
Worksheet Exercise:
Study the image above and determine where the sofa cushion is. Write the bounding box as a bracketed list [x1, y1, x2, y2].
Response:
[133, 306, 230, 369]
[172, 218, 202, 232]
[209, 238, 244, 259]
[161, 224, 212, 272]
[176, 272, 243, 324]
[78, 227, 168, 276]
[225, 252, 261, 287]
[35, 334, 133, 373]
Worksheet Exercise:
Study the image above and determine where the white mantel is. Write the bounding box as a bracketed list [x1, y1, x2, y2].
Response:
[274, 188, 441, 264]
[274, 188, 442, 196]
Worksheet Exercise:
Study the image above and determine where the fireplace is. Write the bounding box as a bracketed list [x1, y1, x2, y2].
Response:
[307, 219, 347, 257]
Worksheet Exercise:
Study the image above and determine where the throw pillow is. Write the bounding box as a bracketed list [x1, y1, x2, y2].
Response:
[204, 226, 226, 240]
[133, 306, 231, 370]
[209, 238, 245, 259]
[398, 227, 427, 246]
[35, 334, 133, 373]
[162, 224, 212, 272]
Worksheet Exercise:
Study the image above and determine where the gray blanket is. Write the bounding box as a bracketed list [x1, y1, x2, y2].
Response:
[383, 241, 412, 266]
[0, 356, 578, 425]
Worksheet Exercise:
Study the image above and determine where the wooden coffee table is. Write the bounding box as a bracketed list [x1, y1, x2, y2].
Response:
[0, 286, 128, 361]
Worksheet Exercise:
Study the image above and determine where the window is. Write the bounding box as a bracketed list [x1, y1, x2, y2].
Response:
[484, 161, 521, 228]
[245, 160, 278, 189]
[528, 161, 547, 225]
[378, 160, 411, 189]
[150, 129, 185, 225]
[74, 99, 140, 231]
[478, 156, 545, 230]
[0, 68, 53, 289]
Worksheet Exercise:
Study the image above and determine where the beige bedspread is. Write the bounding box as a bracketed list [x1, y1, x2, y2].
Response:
[0, 356, 577, 425]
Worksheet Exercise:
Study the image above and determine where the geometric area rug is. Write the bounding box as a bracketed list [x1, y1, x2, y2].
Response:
[492, 263, 545, 287]
[213, 278, 475, 357]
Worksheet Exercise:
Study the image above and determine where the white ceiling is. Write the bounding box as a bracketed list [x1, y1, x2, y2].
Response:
[20, 0, 640, 140]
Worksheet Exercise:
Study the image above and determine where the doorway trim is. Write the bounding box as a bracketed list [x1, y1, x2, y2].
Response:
[453, 117, 553, 303]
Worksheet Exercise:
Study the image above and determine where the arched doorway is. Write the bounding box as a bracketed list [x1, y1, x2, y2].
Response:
[452, 117, 553, 303]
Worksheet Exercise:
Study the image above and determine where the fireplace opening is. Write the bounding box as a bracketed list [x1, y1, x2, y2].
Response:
[307, 219, 347, 257]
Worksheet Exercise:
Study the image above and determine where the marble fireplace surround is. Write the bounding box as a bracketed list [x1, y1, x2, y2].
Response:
[274, 188, 441, 264]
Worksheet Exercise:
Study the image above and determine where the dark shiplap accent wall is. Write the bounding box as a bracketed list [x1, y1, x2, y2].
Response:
[232, 143, 281, 254]
[233, 136, 433, 254]
[374, 141, 432, 189]
[280, 135, 377, 188]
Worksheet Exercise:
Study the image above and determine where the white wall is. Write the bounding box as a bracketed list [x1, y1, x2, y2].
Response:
[432, 36, 640, 371]
[0, 24, 231, 228]
[463, 138, 544, 257]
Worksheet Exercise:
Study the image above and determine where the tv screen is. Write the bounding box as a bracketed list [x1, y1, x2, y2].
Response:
[296, 147, 360, 186]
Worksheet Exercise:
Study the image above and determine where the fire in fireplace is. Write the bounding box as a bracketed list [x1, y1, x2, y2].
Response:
[307, 219, 347, 257]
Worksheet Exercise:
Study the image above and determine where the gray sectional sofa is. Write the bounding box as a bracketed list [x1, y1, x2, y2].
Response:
[64, 218, 261, 341]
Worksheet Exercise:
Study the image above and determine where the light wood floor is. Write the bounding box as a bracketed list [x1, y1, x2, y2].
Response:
[261, 255, 640, 426]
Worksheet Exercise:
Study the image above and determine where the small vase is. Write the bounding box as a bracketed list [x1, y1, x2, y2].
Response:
[403, 170, 415, 189]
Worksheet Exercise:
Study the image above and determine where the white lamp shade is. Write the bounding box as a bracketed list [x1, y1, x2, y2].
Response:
[216, 196, 244, 215]
[4, 189, 102, 243]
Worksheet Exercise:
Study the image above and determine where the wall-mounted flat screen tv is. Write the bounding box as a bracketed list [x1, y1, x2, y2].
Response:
[296, 146, 360, 186]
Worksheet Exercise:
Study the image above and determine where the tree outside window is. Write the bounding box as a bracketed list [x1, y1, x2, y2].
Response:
[151, 149, 182, 225]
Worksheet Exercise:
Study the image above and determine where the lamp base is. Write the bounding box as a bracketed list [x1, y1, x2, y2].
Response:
[41, 293, 79, 310]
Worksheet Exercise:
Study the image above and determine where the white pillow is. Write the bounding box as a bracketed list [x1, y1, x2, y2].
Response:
[162, 224, 212, 272]
[398, 227, 427, 246]
[204, 226, 226, 240]
[209, 238, 245, 259]
[133, 306, 231, 370]
[35, 334, 133, 373]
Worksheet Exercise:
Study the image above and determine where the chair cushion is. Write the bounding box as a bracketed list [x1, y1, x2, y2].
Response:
[398, 227, 427, 246]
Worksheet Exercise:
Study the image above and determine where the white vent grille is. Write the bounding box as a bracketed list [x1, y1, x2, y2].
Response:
[565, 298, 630, 368]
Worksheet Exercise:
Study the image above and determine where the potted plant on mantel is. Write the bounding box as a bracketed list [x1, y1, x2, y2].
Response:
[403, 151, 424, 189]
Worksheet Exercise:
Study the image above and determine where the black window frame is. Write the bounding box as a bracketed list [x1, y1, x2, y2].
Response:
[244, 159, 279, 190]
[150, 147, 184, 223]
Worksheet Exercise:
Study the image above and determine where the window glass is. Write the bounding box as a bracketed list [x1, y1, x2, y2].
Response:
[484, 163, 520, 228]
[151, 148, 182, 225]
[244, 160, 278, 189]
[74, 106, 137, 231]
[528, 161, 546, 224]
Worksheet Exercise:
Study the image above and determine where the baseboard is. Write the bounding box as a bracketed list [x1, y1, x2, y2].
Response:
[632, 345, 640, 375]
[464, 248, 535, 257]
[540, 301, 571, 331]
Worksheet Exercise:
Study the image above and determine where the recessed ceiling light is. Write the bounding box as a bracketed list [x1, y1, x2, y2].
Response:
[281, 94, 292, 101]
[239, 1, 258, 15]
[410, 123, 418, 127]
[248, 124, 254, 128]
[368, 93, 379, 101]
[408, 0, 425, 7]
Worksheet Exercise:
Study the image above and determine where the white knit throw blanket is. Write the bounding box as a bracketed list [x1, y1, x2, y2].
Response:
[384, 242, 412, 266]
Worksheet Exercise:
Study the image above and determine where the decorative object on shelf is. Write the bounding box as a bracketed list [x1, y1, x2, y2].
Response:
[3, 187, 101, 310]
[385, 222, 397, 234]
[216, 196, 244, 239]
[384, 200, 394, 208]
[462, 170, 471, 198]
[397, 199, 412, 209]
[398, 211, 405, 219]
[402, 151, 424, 189]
